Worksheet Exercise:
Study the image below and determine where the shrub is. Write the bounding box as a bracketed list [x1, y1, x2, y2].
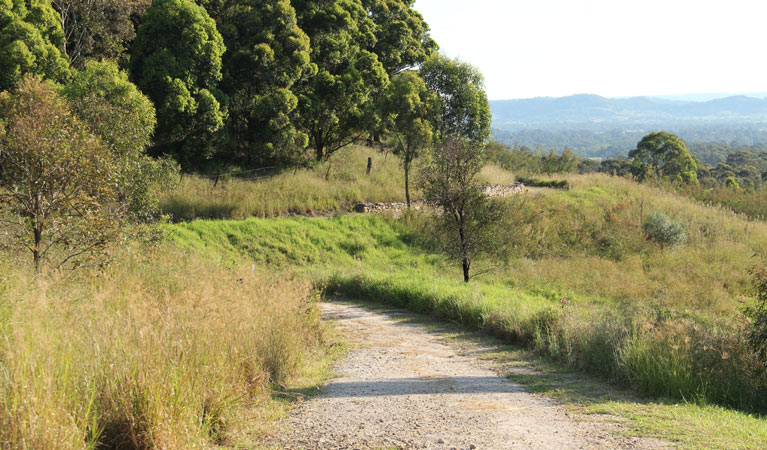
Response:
[744, 266, 767, 364]
[516, 176, 569, 189]
[642, 211, 687, 248]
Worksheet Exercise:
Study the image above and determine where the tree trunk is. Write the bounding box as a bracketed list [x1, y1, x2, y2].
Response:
[459, 225, 469, 282]
[33, 226, 42, 273]
[404, 158, 411, 208]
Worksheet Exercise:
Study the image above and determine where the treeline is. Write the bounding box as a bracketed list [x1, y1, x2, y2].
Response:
[1, 0, 458, 173]
[492, 125, 767, 160]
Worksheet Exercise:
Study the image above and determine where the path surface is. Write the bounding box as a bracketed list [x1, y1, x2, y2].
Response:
[272, 302, 666, 450]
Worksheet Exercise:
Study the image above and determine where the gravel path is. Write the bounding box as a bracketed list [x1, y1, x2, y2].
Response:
[271, 302, 667, 450]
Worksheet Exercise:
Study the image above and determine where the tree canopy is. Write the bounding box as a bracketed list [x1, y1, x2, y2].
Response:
[52, 0, 142, 68]
[215, 0, 315, 168]
[292, 0, 389, 161]
[0, 0, 71, 91]
[629, 131, 699, 184]
[362, 0, 436, 76]
[60, 60, 174, 222]
[379, 70, 437, 206]
[420, 54, 491, 145]
[130, 0, 226, 171]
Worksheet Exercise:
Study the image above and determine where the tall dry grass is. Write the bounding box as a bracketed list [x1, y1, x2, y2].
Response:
[0, 244, 325, 449]
[159, 146, 522, 222]
[159, 146, 409, 221]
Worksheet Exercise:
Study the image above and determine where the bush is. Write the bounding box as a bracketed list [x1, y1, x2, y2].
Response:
[516, 176, 569, 189]
[642, 211, 687, 248]
[745, 266, 767, 364]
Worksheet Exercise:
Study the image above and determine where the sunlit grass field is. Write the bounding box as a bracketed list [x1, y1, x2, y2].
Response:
[167, 170, 767, 417]
[0, 244, 331, 448]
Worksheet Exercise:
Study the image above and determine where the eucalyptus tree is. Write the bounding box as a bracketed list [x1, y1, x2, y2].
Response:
[0, 0, 71, 91]
[292, 0, 389, 161]
[130, 0, 226, 171]
[629, 131, 699, 184]
[420, 54, 491, 145]
[362, 0, 437, 77]
[214, 0, 315, 167]
[379, 71, 438, 206]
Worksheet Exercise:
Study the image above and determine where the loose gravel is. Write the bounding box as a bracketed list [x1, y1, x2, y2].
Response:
[270, 302, 667, 450]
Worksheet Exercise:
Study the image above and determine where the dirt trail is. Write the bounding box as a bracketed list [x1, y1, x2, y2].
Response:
[271, 302, 666, 450]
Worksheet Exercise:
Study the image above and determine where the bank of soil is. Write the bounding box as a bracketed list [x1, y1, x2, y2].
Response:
[270, 302, 667, 450]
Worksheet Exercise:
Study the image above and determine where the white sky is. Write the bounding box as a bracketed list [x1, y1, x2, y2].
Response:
[413, 0, 767, 100]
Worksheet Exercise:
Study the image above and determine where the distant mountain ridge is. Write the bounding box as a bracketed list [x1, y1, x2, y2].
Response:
[491, 94, 767, 129]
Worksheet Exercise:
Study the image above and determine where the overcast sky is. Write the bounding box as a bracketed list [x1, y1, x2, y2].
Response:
[413, 0, 767, 100]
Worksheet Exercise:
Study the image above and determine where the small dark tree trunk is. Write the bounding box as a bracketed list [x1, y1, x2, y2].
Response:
[33, 226, 42, 273]
[404, 157, 411, 208]
[459, 225, 470, 282]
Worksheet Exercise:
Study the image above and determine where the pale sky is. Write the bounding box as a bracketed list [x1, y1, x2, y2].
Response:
[413, 0, 767, 100]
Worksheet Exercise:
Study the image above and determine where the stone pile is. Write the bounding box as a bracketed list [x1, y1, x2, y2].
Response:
[353, 200, 427, 214]
[482, 182, 527, 197]
[353, 183, 526, 214]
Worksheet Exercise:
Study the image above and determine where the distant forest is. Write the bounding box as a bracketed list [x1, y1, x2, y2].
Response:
[492, 125, 767, 160]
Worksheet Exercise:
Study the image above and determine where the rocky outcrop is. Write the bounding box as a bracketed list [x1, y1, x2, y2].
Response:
[353, 183, 527, 214]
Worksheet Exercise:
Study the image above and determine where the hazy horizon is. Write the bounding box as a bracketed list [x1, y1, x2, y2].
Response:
[492, 91, 767, 102]
[413, 0, 767, 101]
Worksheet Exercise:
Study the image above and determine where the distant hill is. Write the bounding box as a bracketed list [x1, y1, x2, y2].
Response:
[490, 94, 767, 159]
[490, 94, 767, 129]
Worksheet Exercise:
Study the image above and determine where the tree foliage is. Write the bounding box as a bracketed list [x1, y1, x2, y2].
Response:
[362, 0, 436, 76]
[292, 0, 389, 161]
[214, 0, 315, 168]
[0, 76, 123, 270]
[420, 54, 491, 145]
[0, 0, 71, 91]
[419, 138, 510, 282]
[629, 131, 699, 184]
[130, 0, 226, 171]
[379, 70, 437, 206]
[59, 60, 176, 222]
[52, 0, 141, 68]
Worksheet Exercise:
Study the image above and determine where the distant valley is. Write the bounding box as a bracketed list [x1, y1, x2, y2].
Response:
[490, 94, 767, 158]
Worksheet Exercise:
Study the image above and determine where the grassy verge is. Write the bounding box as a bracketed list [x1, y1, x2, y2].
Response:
[0, 243, 335, 449]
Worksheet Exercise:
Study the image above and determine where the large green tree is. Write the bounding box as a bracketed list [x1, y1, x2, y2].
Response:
[130, 0, 225, 171]
[0, 0, 71, 91]
[629, 131, 699, 184]
[420, 54, 491, 144]
[292, 0, 389, 161]
[379, 70, 437, 206]
[60, 60, 175, 222]
[213, 0, 315, 168]
[362, 0, 436, 76]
